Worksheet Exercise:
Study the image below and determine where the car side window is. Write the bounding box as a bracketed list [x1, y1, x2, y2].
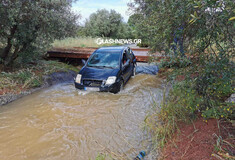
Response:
[122, 52, 128, 64]
[127, 48, 135, 61]
[126, 49, 132, 59]
[130, 49, 134, 56]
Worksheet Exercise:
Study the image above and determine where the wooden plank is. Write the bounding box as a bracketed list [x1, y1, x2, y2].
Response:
[50, 47, 150, 52]
[47, 47, 154, 62]
[48, 52, 149, 62]
[72, 47, 150, 51]
[48, 52, 91, 59]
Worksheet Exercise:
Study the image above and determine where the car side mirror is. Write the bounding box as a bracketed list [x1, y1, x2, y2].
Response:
[82, 59, 86, 65]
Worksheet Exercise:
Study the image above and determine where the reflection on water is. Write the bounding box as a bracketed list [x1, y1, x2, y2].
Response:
[0, 74, 163, 160]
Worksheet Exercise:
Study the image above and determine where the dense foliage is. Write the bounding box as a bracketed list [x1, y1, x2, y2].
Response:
[131, 0, 235, 147]
[129, 0, 235, 53]
[130, 0, 234, 118]
[79, 9, 135, 39]
[0, 0, 79, 66]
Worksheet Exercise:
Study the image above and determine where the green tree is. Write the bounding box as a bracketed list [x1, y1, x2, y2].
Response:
[127, 13, 142, 37]
[127, 13, 149, 46]
[129, 0, 235, 54]
[129, 0, 235, 119]
[115, 22, 136, 39]
[77, 26, 87, 37]
[84, 9, 123, 38]
[0, 0, 79, 66]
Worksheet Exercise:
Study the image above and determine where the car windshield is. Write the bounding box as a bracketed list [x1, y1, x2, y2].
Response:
[87, 52, 120, 68]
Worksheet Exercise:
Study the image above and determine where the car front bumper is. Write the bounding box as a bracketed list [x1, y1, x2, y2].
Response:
[74, 81, 120, 93]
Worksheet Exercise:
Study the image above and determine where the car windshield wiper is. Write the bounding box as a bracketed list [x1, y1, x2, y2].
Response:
[88, 65, 114, 69]
[87, 65, 101, 68]
[100, 66, 115, 69]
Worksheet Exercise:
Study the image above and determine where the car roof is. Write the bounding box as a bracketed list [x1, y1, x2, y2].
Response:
[96, 46, 128, 53]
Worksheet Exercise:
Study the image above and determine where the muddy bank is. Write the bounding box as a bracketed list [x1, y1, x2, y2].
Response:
[0, 70, 77, 106]
[161, 116, 234, 160]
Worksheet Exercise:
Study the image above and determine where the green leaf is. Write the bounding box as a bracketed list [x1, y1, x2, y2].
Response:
[189, 18, 196, 24]
[190, 14, 196, 19]
[228, 17, 235, 21]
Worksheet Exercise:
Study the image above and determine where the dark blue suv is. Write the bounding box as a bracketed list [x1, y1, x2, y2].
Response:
[74, 46, 137, 93]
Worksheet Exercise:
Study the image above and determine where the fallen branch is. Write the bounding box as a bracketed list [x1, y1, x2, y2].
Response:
[218, 152, 235, 159]
[211, 153, 225, 160]
[222, 140, 234, 148]
[181, 136, 195, 159]
[187, 129, 199, 139]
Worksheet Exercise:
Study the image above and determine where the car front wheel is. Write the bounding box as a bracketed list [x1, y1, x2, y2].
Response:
[113, 79, 124, 94]
[110, 80, 124, 94]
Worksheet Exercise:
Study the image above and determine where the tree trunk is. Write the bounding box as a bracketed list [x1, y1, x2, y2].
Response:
[3, 24, 39, 66]
[6, 45, 20, 66]
[1, 25, 17, 61]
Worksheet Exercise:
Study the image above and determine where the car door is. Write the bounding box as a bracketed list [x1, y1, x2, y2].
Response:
[127, 48, 134, 62]
[126, 48, 135, 77]
[122, 50, 132, 82]
[128, 48, 136, 64]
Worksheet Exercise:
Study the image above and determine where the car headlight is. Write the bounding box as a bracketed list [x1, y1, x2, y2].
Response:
[75, 74, 82, 84]
[105, 76, 116, 85]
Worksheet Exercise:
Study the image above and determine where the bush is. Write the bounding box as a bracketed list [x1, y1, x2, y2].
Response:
[146, 71, 233, 148]
[146, 50, 234, 149]
[0, 69, 42, 90]
[0, 60, 79, 94]
[159, 55, 191, 69]
[158, 49, 234, 119]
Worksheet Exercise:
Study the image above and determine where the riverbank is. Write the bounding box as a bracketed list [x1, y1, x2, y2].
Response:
[160, 116, 234, 160]
[154, 67, 234, 160]
[0, 60, 79, 106]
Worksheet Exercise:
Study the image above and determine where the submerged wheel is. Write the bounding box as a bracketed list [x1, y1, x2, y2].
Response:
[119, 80, 124, 91]
[113, 79, 124, 94]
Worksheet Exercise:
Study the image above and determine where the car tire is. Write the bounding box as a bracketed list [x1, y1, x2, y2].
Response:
[120, 80, 124, 91]
[111, 79, 124, 94]
[114, 79, 124, 93]
[132, 64, 136, 77]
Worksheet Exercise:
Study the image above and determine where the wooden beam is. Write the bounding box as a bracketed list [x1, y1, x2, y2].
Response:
[47, 47, 154, 62]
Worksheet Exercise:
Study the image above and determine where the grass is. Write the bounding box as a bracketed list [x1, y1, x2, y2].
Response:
[145, 53, 234, 151]
[52, 37, 121, 49]
[144, 86, 192, 149]
[0, 60, 80, 95]
[52, 37, 99, 48]
[38, 60, 80, 74]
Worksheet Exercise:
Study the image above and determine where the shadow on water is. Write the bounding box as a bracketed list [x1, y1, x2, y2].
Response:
[0, 73, 163, 160]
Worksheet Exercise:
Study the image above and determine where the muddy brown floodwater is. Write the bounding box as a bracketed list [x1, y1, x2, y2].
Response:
[0, 74, 163, 160]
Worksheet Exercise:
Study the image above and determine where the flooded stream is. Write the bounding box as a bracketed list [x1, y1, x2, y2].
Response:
[0, 74, 163, 160]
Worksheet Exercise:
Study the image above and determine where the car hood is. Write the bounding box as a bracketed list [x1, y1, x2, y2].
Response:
[79, 66, 119, 80]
